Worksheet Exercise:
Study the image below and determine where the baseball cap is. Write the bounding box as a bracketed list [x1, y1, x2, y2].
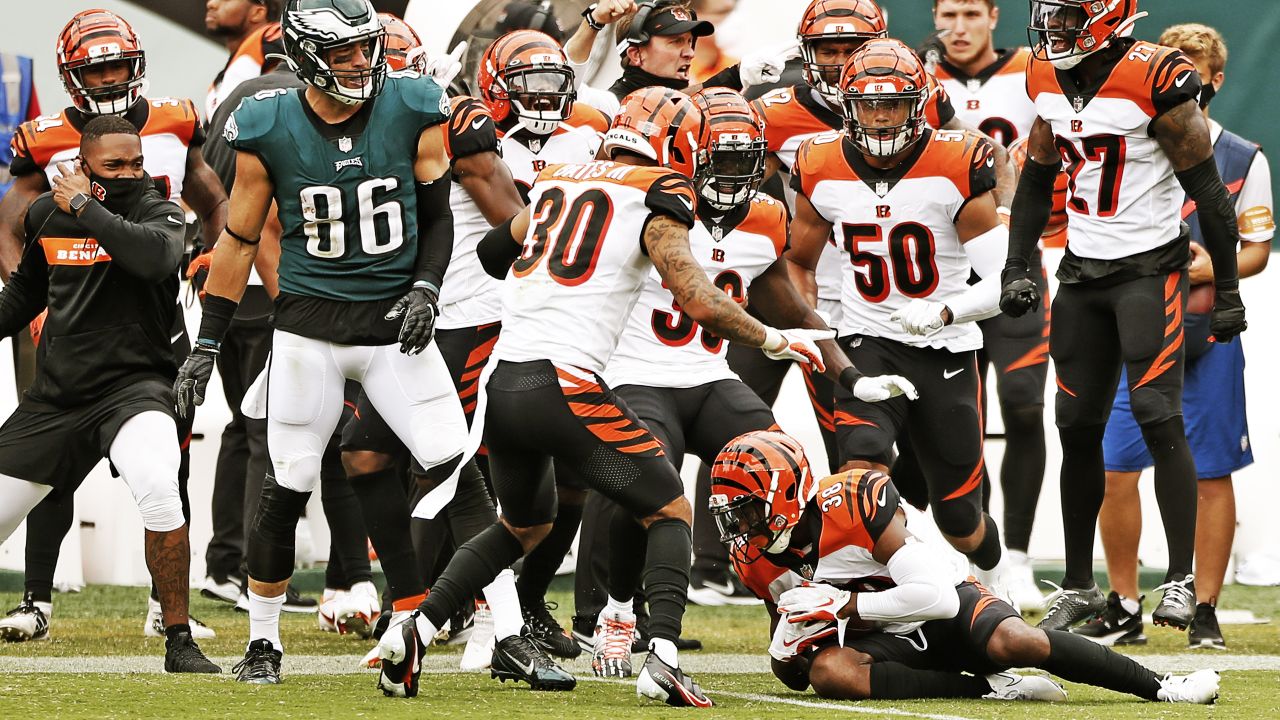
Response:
[645, 4, 714, 38]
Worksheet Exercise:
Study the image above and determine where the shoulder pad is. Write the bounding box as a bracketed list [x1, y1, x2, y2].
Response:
[225, 88, 290, 151]
[387, 72, 451, 127]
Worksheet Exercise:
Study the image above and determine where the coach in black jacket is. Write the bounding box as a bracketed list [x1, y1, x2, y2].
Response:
[0, 115, 218, 673]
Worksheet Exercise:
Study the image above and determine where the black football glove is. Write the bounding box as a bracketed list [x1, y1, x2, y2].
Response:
[174, 342, 219, 419]
[999, 260, 1041, 318]
[385, 285, 439, 356]
[1210, 287, 1247, 343]
[916, 29, 950, 73]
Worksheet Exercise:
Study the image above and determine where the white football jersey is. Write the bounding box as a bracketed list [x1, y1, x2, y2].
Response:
[493, 161, 699, 373]
[935, 47, 1037, 148]
[793, 129, 998, 352]
[438, 100, 607, 329]
[1027, 39, 1201, 260]
[605, 194, 788, 388]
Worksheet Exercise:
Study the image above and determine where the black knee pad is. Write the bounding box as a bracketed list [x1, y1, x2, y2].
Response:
[933, 493, 983, 539]
[839, 426, 895, 468]
[1129, 386, 1178, 427]
[247, 473, 311, 583]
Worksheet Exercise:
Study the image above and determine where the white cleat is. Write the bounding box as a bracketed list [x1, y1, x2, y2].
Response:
[460, 602, 495, 671]
[0, 595, 50, 642]
[1157, 669, 1221, 704]
[339, 581, 381, 639]
[361, 611, 427, 698]
[984, 672, 1067, 701]
[144, 598, 215, 639]
[592, 606, 637, 678]
[318, 589, 345, 633]
[1005, 551, 1046, 612]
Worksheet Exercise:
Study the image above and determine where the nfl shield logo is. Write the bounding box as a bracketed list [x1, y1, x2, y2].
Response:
[338, 137, 353, 153]
[875, 181, 889, 197]
[712, 225, 723, 242]
[1072, 96, 1084, 112]
[529, 138, 543, 154]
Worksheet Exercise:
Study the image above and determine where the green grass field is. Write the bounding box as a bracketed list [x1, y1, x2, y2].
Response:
[1, 582, 1277, 719]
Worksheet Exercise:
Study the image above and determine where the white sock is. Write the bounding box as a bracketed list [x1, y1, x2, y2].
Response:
[413, 611, 439, 642]
[649, 637, 678, 668]
[1119, 595, 1141, 616]
[483, 569, 523, 641]
[1006, 550, 1030, 566]
[605, 595, 632, 617]
[248, 590, 285, 652]
[34, 601, 53, 618]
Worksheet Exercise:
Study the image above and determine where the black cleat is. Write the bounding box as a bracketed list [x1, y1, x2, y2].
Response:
[522, 602, 582, 659]
[636, 651, 713, 707]
[1188, 603, 1226, 650]
[490, 628, 577, 691]
[233, 639, 282, 684]
[282, 584, 319, 613]
[1152, 575, 1196, 631]
[1037, 582, 1106, 632]
[164, 631, 222, 673]
[1072, 592, 1147, 646]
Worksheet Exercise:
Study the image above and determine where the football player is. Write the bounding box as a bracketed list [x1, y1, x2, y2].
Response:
[709, 430, 1221, 704]
[206, 0, 285, 118]
[0, 8, 226, 642]
[1000, 0, 1247, 633]
[590, 87, 914, 678]
[174, 0, 469, 685]
[365, 86, 834, 706]
[787, 41, 1008, 585]
[930, 0, 1047, 610]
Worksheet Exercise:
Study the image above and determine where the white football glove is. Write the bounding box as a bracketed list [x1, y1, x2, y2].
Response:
[777, 582, 851, 625]
[853, 375, 919, 402]
[762, 326, 835, 371]
[739, 41, 801, 87]
[415, 41, 467, 88]
[768, 616, 838, 661]
[889, 299, 949, 336]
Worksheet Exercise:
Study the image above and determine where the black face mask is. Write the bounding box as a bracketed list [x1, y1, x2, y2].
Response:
[87, 169, 148, 215]
[1199, 83, 1217, 110]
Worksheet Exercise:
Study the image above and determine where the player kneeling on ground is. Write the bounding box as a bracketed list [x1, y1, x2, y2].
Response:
[709, 430, 1221, 705]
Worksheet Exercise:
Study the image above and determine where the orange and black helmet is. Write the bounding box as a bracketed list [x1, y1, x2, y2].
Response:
[56, 9, 146, 115]
[602, 86, 708, 179]
[690, 88, 767, 211]
[1030, 0, 1140, 70]
[797, 0, 887, 104]
[839, 39, 930, 158]
[378, 13, 422, 71]
[710, 430, 813, 564]
[477, 29, 575, 135]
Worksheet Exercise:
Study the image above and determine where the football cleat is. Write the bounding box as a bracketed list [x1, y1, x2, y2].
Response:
[636, 650, 713, 707]
[460, 602, 495, 671]
[1036, 582, 1106, 632]
[1004, 551, 1046, 612]
[0, 594, 50, 642]
[282, 584, 319, 614]
[164, 630, 222, 673]
[490, 629, 576, 691]
[338, 581, 381, 638]
[364, 611, 427, 698]
[592, 606, 636, 678]
[1157, 669, 1220, 704]
[1072, 592, 1146, 646]
[1188, 603, 1227, 650]
[983, 672, 1067, 701]
[1152, 574, 1196, 631]
[318, 589, 345, 633]
[522, 601, 581, 659]
[688, 567, 763, 607]
[233, 639, 283, 684]
[201, 573, 243, 604]
[145, 598, 215, 639]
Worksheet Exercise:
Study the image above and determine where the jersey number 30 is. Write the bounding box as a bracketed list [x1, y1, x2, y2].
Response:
[300, 178, 404, 258]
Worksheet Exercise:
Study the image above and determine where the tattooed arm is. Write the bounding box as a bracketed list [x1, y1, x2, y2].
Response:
[644, 214, 768, 347]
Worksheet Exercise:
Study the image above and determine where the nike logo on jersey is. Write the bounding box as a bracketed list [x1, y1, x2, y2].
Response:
[471, 117, 488, 130]
[1175, 72, 1192, 88]
[166, 216, 183, 225]
[943, 368, 964, 380]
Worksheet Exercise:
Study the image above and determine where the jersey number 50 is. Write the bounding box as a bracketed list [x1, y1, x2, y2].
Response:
[300, 178, 405, 258]
[841, 222, 939, 302]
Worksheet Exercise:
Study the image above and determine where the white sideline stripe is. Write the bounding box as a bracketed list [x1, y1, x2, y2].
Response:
[718, 691, 977, 720]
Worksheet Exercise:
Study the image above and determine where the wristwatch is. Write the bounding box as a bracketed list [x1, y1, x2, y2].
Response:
[581, 3, 605, 31]
[69, 192, 91, 216]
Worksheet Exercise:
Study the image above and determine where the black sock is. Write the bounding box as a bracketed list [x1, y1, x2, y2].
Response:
[420, 521, 523, 629]
[322, 463, 373, 588]
[1001, 405, 1046, 552]
[868, 661, 990, 698]
[1141, 416, 1197, 580]
[24, 491, 75, 604]
[517, 500, 583, 607]
[164, 623, 191, 642]
[966, 515, 1003, 571]
[640, 518, 692, 642]
[1041, 629, 1161, 700]
[350, 467, 422, 601]
[1057, 424, 1108, 588]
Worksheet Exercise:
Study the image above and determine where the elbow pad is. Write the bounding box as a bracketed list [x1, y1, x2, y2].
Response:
[478, 215, 520, 279]
[1007, 158, 1058, 267]
[1176, 156, 1241, 290]
[856, 540, 961, 623]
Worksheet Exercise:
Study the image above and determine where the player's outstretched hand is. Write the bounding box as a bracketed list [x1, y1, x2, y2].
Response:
[174, 343, 218, 419]
[386, 285, 439, 356]
[999, 261, 1040, 317]
[1211, 288, 1247, 342]
[777, 583, 851, 625]
[413, 41, 467, 88]
[854, 375, 918, 402]
[762, 327, 834, 372]
[889, 299, 948, 336]
[740, 41, 801, 87]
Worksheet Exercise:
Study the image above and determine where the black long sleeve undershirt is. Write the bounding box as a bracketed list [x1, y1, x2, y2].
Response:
[1176, 156, 1241, 290]
[414, 177, 453, 291]
[1005, 157, 1059, 269]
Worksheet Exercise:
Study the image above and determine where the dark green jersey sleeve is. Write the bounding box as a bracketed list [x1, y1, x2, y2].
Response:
[224, 87, 292, 155]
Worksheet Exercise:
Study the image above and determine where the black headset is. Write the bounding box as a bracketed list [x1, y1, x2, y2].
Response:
[619, 0, 669, 49]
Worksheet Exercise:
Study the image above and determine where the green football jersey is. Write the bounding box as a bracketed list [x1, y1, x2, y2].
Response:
[225, 71, 449, 302]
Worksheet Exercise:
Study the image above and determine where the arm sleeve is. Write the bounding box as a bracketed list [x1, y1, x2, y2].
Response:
[477, 214, 521, 279]
[1177, 156, 1242, 290]
[1007, 157, 1058, 266]
[413, 177, 453, 291]
[78, 196, 184, 282]
[0, 209, 51, 336]
[852, 540, 961, 623]
[949, 224, 1007, 323]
